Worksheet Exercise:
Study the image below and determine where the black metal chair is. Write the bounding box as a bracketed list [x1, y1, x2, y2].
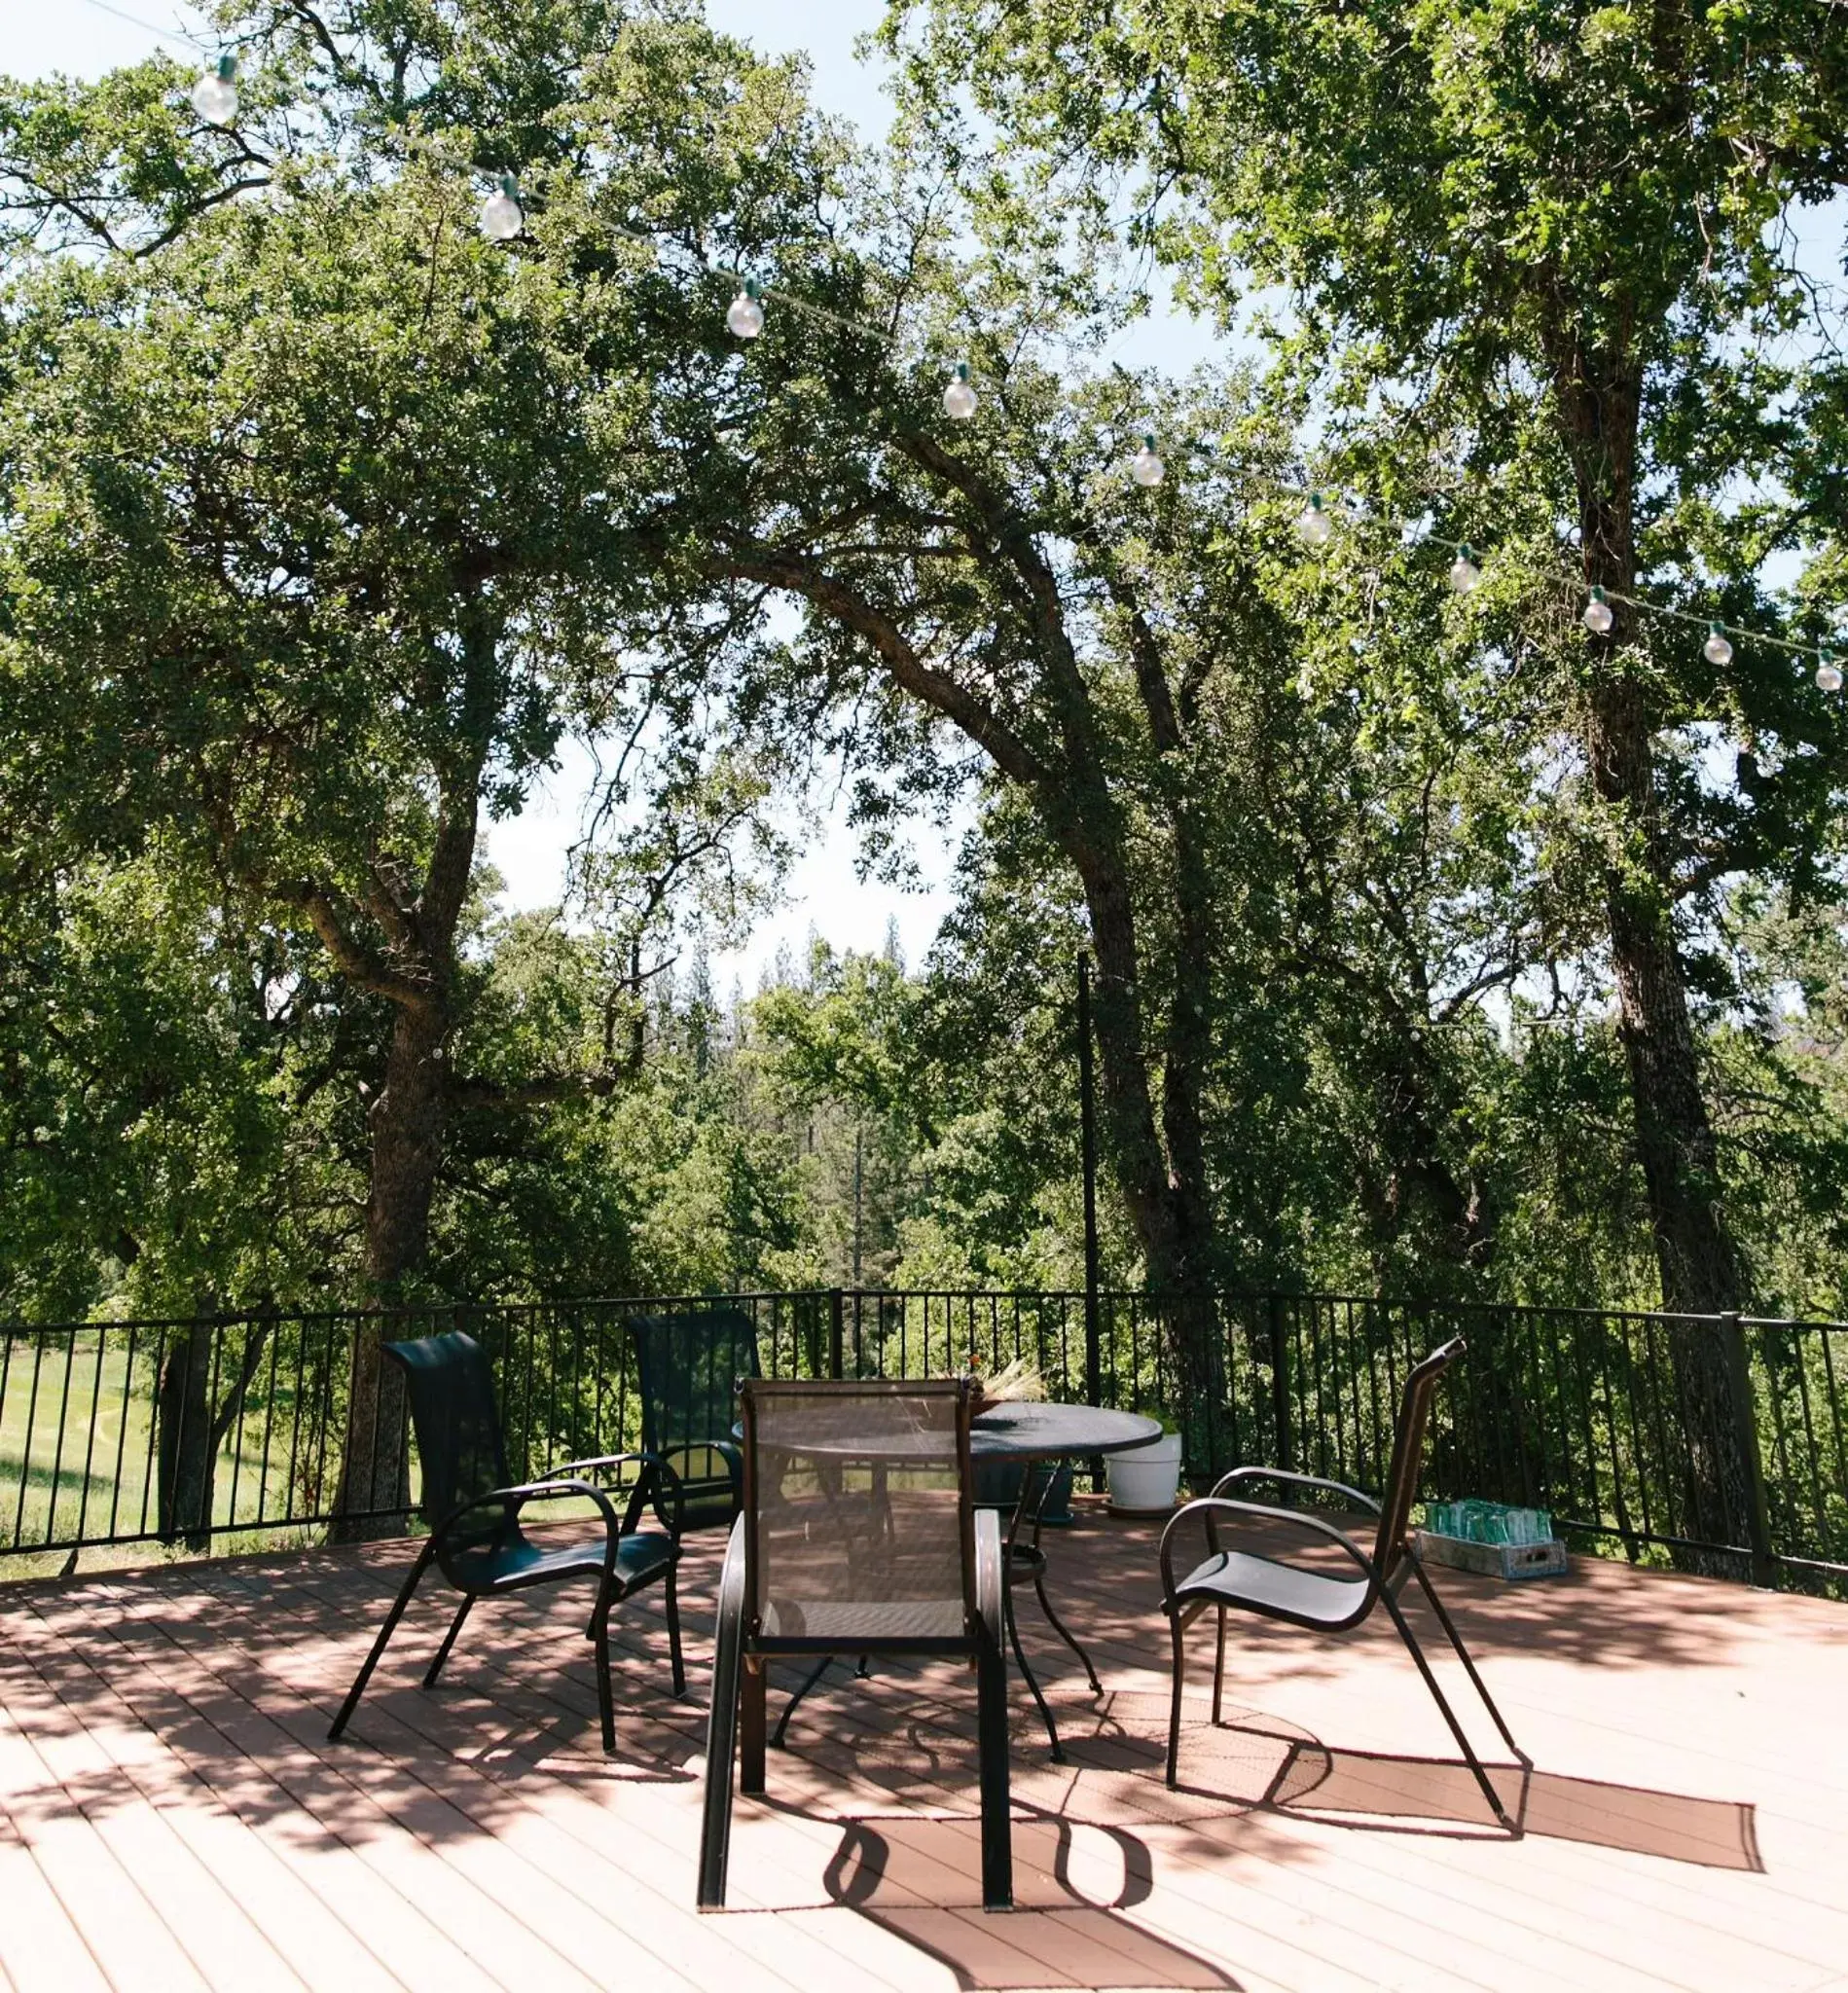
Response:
[1159, 1336, 1529, 1830]
[629, 1307, 763, 1534]
[697, 1378, 1012, 1911]
[328, 1330, 685, 1755]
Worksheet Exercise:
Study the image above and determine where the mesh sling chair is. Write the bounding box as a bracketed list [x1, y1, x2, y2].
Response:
[629, 1307, 763, 1535]
[632, 1306, 874, 1744]
[1159, 1335, 1530, 1831]
[328, 1330, 686, 1755]
[697, 1378, 1013, 1912]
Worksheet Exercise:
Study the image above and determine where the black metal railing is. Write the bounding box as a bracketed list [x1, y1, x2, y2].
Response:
[3, 1287, 1844, 1587]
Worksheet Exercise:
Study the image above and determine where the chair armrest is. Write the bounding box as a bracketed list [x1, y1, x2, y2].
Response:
[431, 1477, 626, 1574]
[972, 1505, 1005, 1650]
[549, 1449, 688, 1540]
[1158, 1495, 1378, 1608]
[1209, 1466, 1383, 1514]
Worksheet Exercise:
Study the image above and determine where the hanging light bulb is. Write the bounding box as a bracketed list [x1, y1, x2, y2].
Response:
[191, 54, 238, 127]
[1582, 586, 1614, 634]
[943, 362, 978, 420]
[726, 278, 765, 340]
[1818, 651, 1843, 694]
[1448, 544, 1481, 593]
[1130, 433, 1165, 488]
[1703, 621, 1733, 668]
[1296, 492, 1333, 546]
[479, 173, 524, 241]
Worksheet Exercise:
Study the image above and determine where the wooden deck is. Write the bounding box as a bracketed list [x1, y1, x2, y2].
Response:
[2, 1504, 1846, 1992]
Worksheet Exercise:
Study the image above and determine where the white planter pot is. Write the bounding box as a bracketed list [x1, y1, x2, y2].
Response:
[1106, 1431, 1183, 1516]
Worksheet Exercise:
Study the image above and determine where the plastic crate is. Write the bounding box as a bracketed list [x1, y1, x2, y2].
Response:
[1414, 1529, 1569, 1581]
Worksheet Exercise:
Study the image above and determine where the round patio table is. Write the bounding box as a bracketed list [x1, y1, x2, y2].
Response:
[971, 1402, 1162, 1760]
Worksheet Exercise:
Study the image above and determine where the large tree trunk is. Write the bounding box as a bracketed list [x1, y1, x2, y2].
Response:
[332, 997, 450, 1540]
[330, 637, 489, 1542]
[156, 1310, 272, 1551]
[156, 1319, 214, 1551]
[1562, 345, 1760, 1571]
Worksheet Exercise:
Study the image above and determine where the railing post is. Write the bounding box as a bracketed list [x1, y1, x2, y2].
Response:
[1077, 951, 1103, 1410]
[1723, 1312, 1777, 1588]
[828, 1287, 846, 1382]
[1267, 1291, 1293, 1479]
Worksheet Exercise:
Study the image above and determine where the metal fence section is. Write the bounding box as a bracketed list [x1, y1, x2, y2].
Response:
[2, 1288, 1843, 1585]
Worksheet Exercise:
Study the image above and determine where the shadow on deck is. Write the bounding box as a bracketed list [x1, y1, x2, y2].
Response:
[0, 1505, 1842, 1991]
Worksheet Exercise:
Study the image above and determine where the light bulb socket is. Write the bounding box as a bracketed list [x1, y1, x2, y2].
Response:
[1307, 491, 1324, 511]
[498, 172, 519, 199]
[1456, 543, 1476, 563]
[953, 361, 970, 381]
[1589, 586, 1607, 603]
[743, 277, 762, 300]
[217, 54, 237, 82]
[1708, 621, 1726, 637]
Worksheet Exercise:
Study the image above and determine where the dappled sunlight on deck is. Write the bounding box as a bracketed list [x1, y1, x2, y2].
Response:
[1, 1505, 1845, 1991]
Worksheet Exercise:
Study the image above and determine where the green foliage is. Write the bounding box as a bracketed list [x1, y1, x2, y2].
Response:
[0, 0, 1843, 1341]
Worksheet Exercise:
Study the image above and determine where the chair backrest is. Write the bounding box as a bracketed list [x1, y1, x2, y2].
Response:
[630, 1307, 763, 1528]
[1372, 1336, 1466, 1580]
[739, 1378, 976, 1650]
[383, 1331, 512, 1541]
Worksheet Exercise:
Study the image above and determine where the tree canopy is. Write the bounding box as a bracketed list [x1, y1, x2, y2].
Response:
[0, 0, 1843, 1374]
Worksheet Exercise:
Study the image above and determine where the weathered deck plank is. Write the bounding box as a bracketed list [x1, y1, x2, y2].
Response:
[0, 1505, 1843, 1992]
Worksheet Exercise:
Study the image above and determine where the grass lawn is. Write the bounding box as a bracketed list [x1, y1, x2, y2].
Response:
[0, 1328, 318, 1559]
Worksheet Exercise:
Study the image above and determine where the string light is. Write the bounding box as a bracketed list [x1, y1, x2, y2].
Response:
[479, 173, 524, 241]
[1131, 434, 1165, 488]
[1704, 621, 1734, 668]
[1448, 544, 1482, 593]
[943, 362, 977, 420]
[1296, 492, 1333, 546]
[1582, 586, 1614, 634]
[1819, 652, 1843, 694]
[191, 54, 237, 126]
[726, 279, 765, 340]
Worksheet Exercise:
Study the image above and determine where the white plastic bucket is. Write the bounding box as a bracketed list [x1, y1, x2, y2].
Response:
[1105, 1431, 1183, 1515]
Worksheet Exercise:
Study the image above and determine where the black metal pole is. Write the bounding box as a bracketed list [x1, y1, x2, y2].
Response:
[1078, 951, 1102, 1411]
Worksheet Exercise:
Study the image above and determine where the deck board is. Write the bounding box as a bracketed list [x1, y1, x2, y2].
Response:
[2, 1504, 1845, 1991]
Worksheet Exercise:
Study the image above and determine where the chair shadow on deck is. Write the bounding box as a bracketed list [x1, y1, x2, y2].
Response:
[818, 1812, 1243, 1990]
[1069, 1692, 1761, 1872]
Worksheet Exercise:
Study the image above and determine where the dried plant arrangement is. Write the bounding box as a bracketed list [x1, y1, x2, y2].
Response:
[964, 1356, 1046, 1409]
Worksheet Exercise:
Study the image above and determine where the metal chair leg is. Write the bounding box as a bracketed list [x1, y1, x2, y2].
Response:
[1379, 1583, 1519, 1833]
[1408, 1555, 1530, 1766]
[1212, 1606, 1227, 1725]
[1165, 1612, 1186, 1789]
[665, 1559, 687, 1697]
[329, 1543, 433, 1741]
[976, 1620, 1013, 1910]
[972, 1504, 1013, 1911]
[591, 1582, 617, 1755]
[697, 1518, 746, 1911]
[741, 1658, 767, 1796]
[423, 1594, 473, 1689]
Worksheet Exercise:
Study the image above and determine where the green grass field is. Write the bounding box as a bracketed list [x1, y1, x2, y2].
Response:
[0, 1329, 320, 1556]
